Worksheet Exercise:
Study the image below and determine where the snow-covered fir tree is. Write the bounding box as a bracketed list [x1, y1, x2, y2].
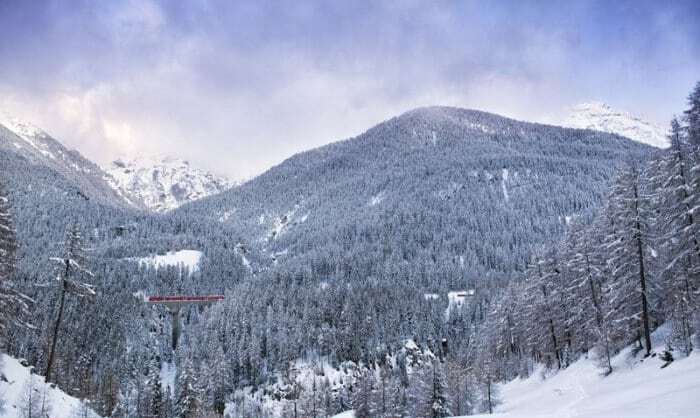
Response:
[684, 81, 700, 146]
[603, 163, 657, 356]
[649, 118, 699, 355]
[44, 223, 97, 383]
[521, 252, 568, 369]
[351, 369, 376, 418]
[146, 354, 164, 418]
[0, 181, 30, 344]
[384, 376, 409, 418]
[561, 221, 615, 373]
[175, 356, 201, 418]
[411, 360, 452, 418]
[0, 183, 17, 285]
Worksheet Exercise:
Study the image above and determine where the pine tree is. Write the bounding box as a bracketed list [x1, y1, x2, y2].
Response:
[484, 284, 526, 379]
[521, 253, 566, 369]
[0, 182, 31, 344]
[427, 361, 452, 418]
[385, 377, 408, 418]
[684, 81, 700, 146]
[377, 362, 391, 416]
[147, 355, 164, 418]
[206, 345, 228, 416]
[472, 317, 502, 415]
[0, 183, 17, 285]
[351, 369, 376, 418]
[444, 360, 465, 416]
[176, 357, 201, 418]
[651, 118, 699, 355]
[604, 164, 657, 356]
[18, 375, 40, 418]
[298, 374, 324, 418]
[411, 361, 452, 418]
[562, 221, 614, 373]
[164, 386, 174, 418]
[45, 223, 97, 382]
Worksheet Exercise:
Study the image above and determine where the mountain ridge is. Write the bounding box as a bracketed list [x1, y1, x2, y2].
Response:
[104, 156, 233, 213]
[172, 105, 653, 279]
[0, 112, 233, 213]
[0, 113, 136, 210]
[563, 101, 669, 148]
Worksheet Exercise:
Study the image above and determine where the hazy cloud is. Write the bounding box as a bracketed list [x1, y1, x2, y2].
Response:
[1, 0, 698, 178]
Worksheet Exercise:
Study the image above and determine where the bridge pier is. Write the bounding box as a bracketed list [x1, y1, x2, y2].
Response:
[146, 295, 224, 350]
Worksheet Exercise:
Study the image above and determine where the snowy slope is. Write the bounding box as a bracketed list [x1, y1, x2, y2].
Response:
[0, 354, 97, 418]
[0, 112, 134, 209]
[465, 326, 699, 418]
[0, 112, 231, 212]
[0, 112, 46, 149]
[136, 249, 203, 273]
[332, 326, 699, 418]
[0, 111, 90, 172]
[563, 102, 669, 148]
[105, 157, 233, 212]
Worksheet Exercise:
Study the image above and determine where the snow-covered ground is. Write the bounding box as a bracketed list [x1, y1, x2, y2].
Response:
[136, 249, 203, 273]
[160, 361, 177, 394]
[333, 326, 700, 418]
[446, 290, 475, 317]
[369, 191, 386, 206]
[0, 354, 97, 418]
[225, 356, 356, 418]
[465, 327, 699, 418]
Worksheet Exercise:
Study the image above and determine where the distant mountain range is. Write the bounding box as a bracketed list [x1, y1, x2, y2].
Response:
[563, 102, 669, 148]
[0, 112, 233, 213]
[1, 101, 666, 217]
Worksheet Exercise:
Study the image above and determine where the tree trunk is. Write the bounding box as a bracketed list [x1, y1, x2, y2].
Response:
[45, 259, 69, 382]
[487, 380, 492, 414]
[541, 282, 562, 369]
[632, 183, 653, 356]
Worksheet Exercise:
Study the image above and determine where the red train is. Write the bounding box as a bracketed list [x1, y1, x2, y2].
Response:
[147, 295, 225, 303]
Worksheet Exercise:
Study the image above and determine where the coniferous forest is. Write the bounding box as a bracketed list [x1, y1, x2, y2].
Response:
[0, 82, 698, 417]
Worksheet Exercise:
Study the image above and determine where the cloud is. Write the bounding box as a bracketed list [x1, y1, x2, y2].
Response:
[0, 0, 698, 179]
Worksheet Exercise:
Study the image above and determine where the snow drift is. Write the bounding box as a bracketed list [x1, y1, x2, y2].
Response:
[0, 354, 97, 418]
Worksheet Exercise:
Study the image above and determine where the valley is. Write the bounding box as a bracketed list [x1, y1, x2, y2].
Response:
[1, 3, 698, 415]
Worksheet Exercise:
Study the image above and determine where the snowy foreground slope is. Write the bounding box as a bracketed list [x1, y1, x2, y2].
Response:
[333, 327, 700, 418]
[466, 334, 699, 417]
[0, 354, 97, 418]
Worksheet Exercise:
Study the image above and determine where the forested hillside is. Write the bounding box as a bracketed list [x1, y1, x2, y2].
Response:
[5, 87, 700, 418]
[175, 106, 650, 279]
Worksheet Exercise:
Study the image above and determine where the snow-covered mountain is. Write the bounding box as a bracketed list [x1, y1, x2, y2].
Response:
[0, 112, 135, 210]
[0, 111, 99, 176]
[105, 156, 233, 212]
[563, 102, 669, 148]
[177, 106, 651, 276]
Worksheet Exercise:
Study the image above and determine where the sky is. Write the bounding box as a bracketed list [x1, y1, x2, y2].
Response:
[1, 0, 699, 179]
